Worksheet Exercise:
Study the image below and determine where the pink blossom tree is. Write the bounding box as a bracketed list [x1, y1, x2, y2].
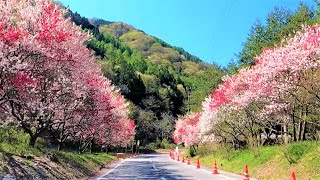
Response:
[173, 112, 201, 147]
[0, 0, 135, 148]
[199, 25, 320, 145]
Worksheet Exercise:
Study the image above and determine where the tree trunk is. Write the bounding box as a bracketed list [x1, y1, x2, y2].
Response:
[298, 106, 307, 141]
[57, 142, 62, 151]
[302, 106, 308, 141]
[78, 140, 82, 154]
[298, 120, 302, 141]
[89, 141, 92, 154]
[292, 110, 297, 142]
[29, 135, 37, 147]
[302, 121, 307, 141]
[283, 124, 289, 145]
[131, 143, 134, 154]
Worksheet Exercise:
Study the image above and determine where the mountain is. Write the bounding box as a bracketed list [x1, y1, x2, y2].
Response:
[66, 10, 224, 145]
[100, 22, 202, 63]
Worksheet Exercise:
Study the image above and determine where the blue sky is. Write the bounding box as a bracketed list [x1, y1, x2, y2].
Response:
[59, 0, 316, 66]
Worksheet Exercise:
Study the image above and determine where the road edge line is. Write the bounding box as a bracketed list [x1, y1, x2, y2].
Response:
[97, 158, 127, 179]
[169, 157, 236, 180]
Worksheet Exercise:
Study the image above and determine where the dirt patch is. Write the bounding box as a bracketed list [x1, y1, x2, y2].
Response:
[0, 152, 116, 180]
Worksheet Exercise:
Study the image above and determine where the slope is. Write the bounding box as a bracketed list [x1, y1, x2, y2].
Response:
[66, 10, 224, 145]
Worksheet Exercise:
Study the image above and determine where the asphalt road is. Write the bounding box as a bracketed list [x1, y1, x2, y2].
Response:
[96, 153, 243, 180]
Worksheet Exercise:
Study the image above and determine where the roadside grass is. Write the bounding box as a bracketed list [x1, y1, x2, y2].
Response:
[53, 150, 116, 176]
[0, 142, 116, 179]
[155, 149, 170, 153]
[155, 147, 187, 153]
[187, 141, 320, 180]
[0, 142, 44, 157]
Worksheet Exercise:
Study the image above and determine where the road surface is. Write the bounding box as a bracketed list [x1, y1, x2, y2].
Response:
[96, 153, 243, 180]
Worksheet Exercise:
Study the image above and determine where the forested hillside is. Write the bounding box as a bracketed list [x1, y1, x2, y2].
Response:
[66, 10, 225, 145]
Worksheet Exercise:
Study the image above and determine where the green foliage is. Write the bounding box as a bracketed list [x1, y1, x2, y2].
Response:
[90, 18, 112, 27]
[0, 127, 30, 145]
[238, 4, 315, 65]
[196, 142, 320, 179]
[64, 10, 95, 30]
[152, 36, 202, 62]
[283, 142, 312, 164]
[161, 138, 175, 149]
[187, 145, 197, 157]
[54, 151, 115, 170]
[145, 138, 176, 150]
[196, 143, 219, 156]
[145, 142, 158, 149]
[0, 142, 44, 157]
[67, 9, 225, 145]
[181, 66, 224, 111]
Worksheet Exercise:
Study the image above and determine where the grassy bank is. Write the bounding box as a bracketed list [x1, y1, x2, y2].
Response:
[187, 141, 320, 179]
[0, 142, 116, 179]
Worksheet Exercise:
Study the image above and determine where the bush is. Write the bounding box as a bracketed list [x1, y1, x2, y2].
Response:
[161, 138, 175, 149]
[197, 143, 219, 156]
[283, 142, 311, 164]
[0, 127, 30, 145]
[145, 138, 176, 150]
[188, 145, 197, 157]
[145, 142, 158, 150]
[218, 143, 237, 161]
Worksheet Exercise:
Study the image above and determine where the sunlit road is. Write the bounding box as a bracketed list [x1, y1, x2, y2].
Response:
[96, 153, 243, 180]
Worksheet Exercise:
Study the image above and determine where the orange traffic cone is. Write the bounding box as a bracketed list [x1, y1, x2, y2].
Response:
[291, 171, 296, 180]
[212, 160, 219, 174]
[187, 156, 191, 165]
[196, 159, 200, 169]
[182, 157, 185, 163]
[243, 164, 249, 180]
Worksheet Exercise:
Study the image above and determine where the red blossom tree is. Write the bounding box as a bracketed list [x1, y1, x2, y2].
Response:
[0, 0, 135, 149]
[173, 112, 201, 147]
[199, 25, 320, 144]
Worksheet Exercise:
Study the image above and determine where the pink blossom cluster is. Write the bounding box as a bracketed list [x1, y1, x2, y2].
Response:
[199, 25, 320, 141]
[0, 0, 135, 147]
[173, 112, 201, 147]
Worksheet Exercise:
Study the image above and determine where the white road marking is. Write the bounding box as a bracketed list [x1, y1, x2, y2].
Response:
[173, 159, 236, 180]
[97, 159, 127, 179]
[99, 154, 239, 180]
